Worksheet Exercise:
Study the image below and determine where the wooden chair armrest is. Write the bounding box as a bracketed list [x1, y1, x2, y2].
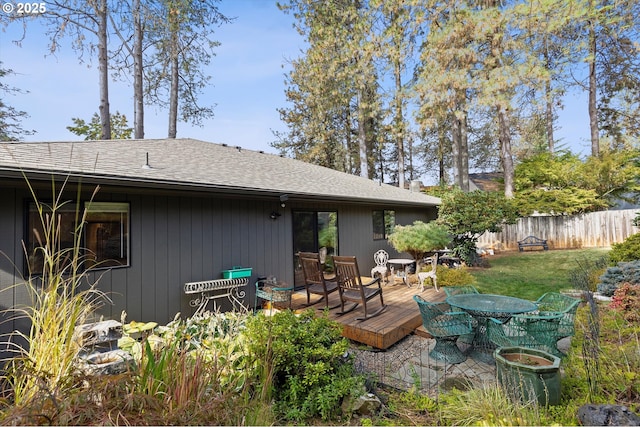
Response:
[361, 276, 381, 287]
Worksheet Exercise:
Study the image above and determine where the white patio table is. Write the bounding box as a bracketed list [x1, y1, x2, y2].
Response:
[387, 258, 415, 287]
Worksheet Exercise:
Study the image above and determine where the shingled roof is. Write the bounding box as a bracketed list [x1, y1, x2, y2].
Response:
[0, 138, 440, 207]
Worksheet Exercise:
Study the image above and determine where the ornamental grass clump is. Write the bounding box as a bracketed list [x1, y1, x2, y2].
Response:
[1, 181, 109, 409]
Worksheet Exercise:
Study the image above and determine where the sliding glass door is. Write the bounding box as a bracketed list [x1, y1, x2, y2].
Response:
[292, 210, 338, 287]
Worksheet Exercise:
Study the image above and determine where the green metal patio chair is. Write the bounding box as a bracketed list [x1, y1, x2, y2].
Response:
[443, 285, 480, 345]
[442, 285, 479, 345]
[413, 295, 474, 364]
[534, 292, 581, 339]
[487, 312, 564, 357]
[444, 285, 480, 297]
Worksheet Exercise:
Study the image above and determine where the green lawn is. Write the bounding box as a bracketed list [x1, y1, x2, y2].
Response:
[469, 248, 610, 300]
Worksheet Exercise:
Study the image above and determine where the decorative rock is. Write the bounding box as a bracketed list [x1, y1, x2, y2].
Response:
[578, 404, 640, 426]
[78, 349, 135, 375]
[342, 393, 382, 416]
[75, 319, 123, 352]
[593, 293, 612, 302]
[74, 320, 133, 376]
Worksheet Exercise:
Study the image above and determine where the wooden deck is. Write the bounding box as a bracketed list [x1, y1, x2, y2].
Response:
[288, 280, 447, 349]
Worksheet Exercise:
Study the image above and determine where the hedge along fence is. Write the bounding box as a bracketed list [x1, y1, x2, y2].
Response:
[477, 208, 640, 251]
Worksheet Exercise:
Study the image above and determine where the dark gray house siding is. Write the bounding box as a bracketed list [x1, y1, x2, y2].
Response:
[0, 138, 440, 361]
[0, 178, 436, 330]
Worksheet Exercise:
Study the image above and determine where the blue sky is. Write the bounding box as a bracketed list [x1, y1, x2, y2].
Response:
[2, 0, 593, 159]
[2, 0, 302, 153]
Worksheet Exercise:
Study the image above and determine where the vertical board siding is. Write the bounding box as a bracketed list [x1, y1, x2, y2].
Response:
[179, 197, 194, 315]
[140, 195, 156, 321]
[0, 188, 18, 357]
[165, 196, 181, 320]
[127, 196, 144, 321]
[336, 205, 434, 274]
[1, 182, 439, 326]
[477, 209, 640, 250]
[154, 196, 169, 322]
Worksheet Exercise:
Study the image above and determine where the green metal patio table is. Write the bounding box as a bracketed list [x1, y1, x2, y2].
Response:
[446, 293, 537, 363]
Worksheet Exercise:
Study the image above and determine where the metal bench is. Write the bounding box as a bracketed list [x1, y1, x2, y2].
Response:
[517, 235, 548, 252]
[184, 277, 248, 315]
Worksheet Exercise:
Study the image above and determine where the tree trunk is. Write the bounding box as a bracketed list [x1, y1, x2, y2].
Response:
[168, 36, 179, 139]
[345, 105, 354, 173]
[394, 59, 405, 189]
[167, 4, 179, 139]
[498, 106, 515, 198]
[133, 0, 144, 139]
[588, 14, 599, 156]
[545, 78, 555, 153]
[378, 144, 385, 184]
[544, 39, 554, 153]
[438, 126, 446, 185]
[357, 90, 368, 178]
[459, 112, 469, 191]
[452, 112, 461, 188]
[97, 0, 111, 140]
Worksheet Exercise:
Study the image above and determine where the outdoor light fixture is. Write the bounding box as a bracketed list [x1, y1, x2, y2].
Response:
[270, 211, 281, 220]
[279, 194, 289, 208]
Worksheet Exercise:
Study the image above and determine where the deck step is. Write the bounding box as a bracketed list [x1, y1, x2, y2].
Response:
[289, 283, 445, 349]
[414, 325, 433, 339]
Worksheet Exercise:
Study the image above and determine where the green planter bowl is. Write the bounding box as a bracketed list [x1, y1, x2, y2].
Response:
[494, 346, 561, 406]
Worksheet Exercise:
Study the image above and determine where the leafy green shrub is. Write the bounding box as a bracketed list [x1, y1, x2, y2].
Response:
[430, 265, 476, 288]
[514, 150, 640, 215]
[609, 233, 640, 263]
[452, 236, 485, 267]
[437, 189, 519, 266]
[597, 261, 640, 296]
[244, 309, 365, 423]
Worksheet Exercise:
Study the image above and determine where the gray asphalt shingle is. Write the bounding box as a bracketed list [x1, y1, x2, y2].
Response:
[0, 138, 440, 206]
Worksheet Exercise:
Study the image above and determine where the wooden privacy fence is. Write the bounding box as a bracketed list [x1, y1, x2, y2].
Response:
[477, 208, 639, 251]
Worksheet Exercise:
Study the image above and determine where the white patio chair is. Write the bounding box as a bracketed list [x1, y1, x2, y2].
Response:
[370, 249, 389, 283]
[417, 253, 438, 292]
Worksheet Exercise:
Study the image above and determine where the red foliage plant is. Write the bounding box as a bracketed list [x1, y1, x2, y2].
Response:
[610, 283, 640, 323]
